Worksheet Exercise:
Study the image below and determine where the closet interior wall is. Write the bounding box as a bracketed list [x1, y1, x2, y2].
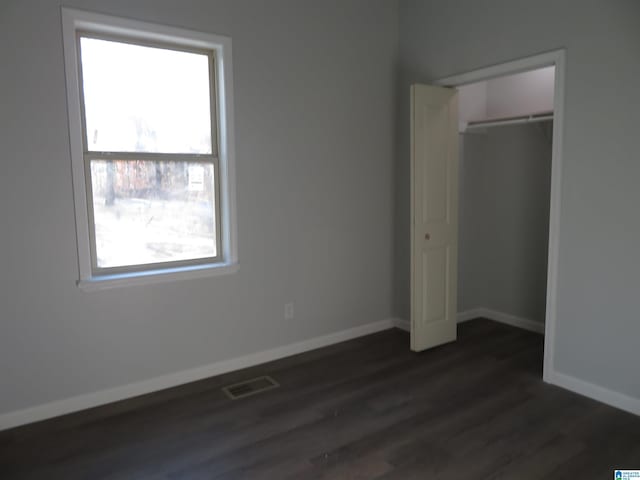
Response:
[458, 121, 552, 325]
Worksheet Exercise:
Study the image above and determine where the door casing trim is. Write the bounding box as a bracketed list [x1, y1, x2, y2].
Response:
[434, 49, 566, 384]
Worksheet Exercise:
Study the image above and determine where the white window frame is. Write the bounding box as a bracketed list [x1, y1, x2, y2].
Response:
[62, 8, 238, 291]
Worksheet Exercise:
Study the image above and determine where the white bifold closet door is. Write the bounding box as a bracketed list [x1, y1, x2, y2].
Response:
[410, 84, 459, 352]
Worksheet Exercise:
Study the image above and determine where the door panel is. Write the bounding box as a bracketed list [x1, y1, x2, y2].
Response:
[423, 105, 449, 223]
[411, 84, 458, 352]
[423, 246, 448, 324]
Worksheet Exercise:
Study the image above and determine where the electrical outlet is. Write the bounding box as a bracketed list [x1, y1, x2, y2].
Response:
[284, 302, 294, 320]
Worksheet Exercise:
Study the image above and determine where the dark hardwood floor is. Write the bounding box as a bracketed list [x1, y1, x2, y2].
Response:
[1, 318, 639, 479]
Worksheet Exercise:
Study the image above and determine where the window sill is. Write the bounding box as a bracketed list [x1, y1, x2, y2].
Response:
[77, 262, 239, 292]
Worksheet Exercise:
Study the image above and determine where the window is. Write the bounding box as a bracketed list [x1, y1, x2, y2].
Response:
[62, 9, 237, 290]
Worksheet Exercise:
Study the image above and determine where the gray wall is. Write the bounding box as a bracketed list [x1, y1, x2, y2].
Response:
[396, 0, 640, 400]
[458, 124, 552, 322]
[0, 0, 397, 416]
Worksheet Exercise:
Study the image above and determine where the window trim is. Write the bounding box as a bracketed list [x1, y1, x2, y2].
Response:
[62, 8, 238, 290]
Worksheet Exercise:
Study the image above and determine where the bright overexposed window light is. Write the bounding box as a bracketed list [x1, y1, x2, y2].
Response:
[80, 37, 212, 154]
[77, 34, 221, 273]
[88, 159, 217, 269]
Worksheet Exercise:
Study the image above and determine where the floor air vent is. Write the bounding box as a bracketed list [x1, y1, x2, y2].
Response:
[222, 375, 279, 400]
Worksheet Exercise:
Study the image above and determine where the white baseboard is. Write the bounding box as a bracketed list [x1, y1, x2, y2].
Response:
[392, 309, 485, 332]
[474, 308, 545, 334]
[392, 308, 544, 334]
[0, 318, 395, 431]
[457, 308, 485, 323]
[545, 369, 640, 417]
[392, 317, 410, 331]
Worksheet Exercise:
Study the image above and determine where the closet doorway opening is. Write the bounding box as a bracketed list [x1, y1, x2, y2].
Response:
[436, 50, 565, 382]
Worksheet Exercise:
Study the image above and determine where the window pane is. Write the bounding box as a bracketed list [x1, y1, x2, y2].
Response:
[80, 37, 212, 154]
[90, 160, 217, 269]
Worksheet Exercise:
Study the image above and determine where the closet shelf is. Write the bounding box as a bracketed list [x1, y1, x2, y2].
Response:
[465, 111, 553, 131]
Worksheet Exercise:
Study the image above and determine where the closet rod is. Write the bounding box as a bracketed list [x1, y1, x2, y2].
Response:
[465, 112, 553, 131]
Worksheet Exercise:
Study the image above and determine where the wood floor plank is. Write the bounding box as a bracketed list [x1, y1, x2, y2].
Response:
[0, 319, 638, 479]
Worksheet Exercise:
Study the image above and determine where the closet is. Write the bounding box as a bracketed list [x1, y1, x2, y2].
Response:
[456, 67, 555, 330]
